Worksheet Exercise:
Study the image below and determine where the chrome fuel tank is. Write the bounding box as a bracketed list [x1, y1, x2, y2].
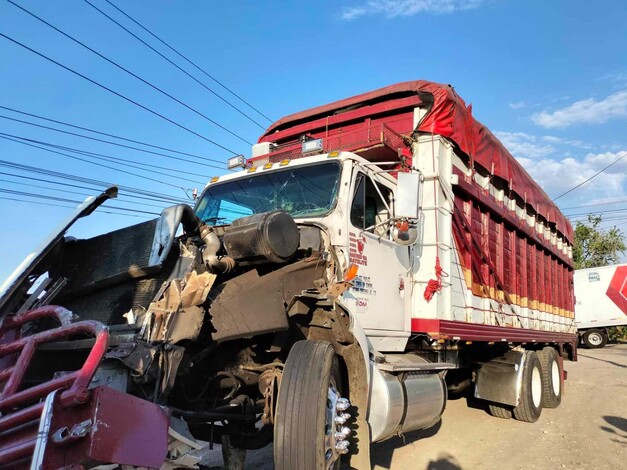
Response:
[368, 355, 447, 443]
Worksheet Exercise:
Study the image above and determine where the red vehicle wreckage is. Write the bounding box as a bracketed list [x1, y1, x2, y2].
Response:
[0, 81, 577, 469]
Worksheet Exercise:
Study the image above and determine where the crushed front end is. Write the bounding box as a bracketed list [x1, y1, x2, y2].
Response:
[0, 160, 343, 469]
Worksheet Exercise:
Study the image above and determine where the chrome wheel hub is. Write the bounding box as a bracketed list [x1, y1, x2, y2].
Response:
[324, 382, 351, 469]
[588, 332, 603, 346]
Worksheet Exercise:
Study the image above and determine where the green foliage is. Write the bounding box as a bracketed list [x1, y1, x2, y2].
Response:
[573, 215, 626, 270]
[608, 326, 627, 342]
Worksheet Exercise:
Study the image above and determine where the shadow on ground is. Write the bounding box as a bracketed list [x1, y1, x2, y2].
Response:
[600, 415, 627, 445]
[578, 353, 627, 368]
[369, 420, 443, 469]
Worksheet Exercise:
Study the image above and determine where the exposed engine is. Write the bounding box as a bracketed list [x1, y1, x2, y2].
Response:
[0, 203, 328, 456]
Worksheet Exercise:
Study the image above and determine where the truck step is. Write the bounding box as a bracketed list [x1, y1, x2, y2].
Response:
[375, 354, 457, 372]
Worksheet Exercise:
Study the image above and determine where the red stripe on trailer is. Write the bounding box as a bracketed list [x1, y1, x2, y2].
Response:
[411, 318, 578, 344]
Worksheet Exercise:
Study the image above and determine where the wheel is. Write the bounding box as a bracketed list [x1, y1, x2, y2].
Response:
[488, 402, 513, 419]
[537, 347, 562, 408]
[274, 340, 350, 470]
[582, 329, 607, 349]
[513, 351, 543, 423]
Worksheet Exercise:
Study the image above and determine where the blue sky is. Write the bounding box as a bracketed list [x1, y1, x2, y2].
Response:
[0, 0, 626, 281]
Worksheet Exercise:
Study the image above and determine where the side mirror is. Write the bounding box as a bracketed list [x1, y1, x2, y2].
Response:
[395, 172, 420, 219]
[392, 220, 418, 245]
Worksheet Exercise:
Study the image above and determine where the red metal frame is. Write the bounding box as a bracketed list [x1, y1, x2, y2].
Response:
[0, 306, 170, 469]
[0, 306, 109, 467]
[411, 318, 578, 347]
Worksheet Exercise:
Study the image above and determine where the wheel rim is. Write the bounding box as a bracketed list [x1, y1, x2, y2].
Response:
[531, 365, 542, 408]
[551, 359, 560, 396]
[324, 380, 350, 469]
[588, 332, 603, 346]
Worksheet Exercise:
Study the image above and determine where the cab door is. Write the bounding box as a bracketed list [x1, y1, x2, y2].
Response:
[341, 170, 412, 349]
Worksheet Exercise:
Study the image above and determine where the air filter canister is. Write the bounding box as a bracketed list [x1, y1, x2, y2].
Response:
[223, 211, 299, 263]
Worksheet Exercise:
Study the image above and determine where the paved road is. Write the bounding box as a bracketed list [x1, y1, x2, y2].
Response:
[202, 343, 627, 469]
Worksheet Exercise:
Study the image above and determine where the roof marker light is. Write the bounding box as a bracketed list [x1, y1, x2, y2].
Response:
[210, 176, 219, 183]
[263, 162, 273, 169]
[302, 138, 323, 154]
[227, 155, 246, 169]
[279, 159, 290, 166]
[248, 167, 257, 173]
[328, 151, 340, 158]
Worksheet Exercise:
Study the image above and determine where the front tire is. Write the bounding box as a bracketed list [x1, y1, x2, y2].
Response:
[513, 351, 543, 423]
[537, 347, 562, 408]
[582, 329, 607, 349]
[274, 340, 348, 470]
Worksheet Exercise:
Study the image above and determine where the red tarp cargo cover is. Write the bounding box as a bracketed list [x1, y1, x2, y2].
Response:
[259, 80, 573, 244]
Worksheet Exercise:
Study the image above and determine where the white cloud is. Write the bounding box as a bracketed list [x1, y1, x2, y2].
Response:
[494, 131, 556, 159]
[509, 101, 526, 110]
[531, 90, 627, 129]
[340, 0, 484, 20]
[599, 70, 627, 86]
[516, 151, 627, 205]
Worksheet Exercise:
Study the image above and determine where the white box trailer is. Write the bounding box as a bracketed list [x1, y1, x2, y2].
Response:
[575, 263, 627, 348]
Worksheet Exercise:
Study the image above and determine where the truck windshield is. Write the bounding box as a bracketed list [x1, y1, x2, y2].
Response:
[195, 161, 341, 225]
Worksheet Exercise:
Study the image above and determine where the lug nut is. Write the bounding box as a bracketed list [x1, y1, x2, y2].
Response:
[340, 426, 351, 437]
[335, 440, 349, 454]
[334, 412, 350, 425]
[336, 398, 350, 411]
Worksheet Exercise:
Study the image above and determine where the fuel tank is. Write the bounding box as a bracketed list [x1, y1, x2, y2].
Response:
[368, 355, 447, 443]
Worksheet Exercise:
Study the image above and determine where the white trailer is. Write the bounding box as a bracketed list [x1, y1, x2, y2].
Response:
[575, 263, 627, 348]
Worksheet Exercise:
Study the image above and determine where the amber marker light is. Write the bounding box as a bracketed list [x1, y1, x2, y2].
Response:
[343, 264, 359, 282]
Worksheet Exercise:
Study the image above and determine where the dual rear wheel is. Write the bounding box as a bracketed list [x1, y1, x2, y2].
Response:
[489, 348, 562, 422]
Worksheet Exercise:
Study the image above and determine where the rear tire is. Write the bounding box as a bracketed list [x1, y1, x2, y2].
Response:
[582, 329, 607, 349]
[488, 403, 513, 419]
[537, 347, 562, 408]
[513, 351, 543, 423]
[274, 340, 346, 470]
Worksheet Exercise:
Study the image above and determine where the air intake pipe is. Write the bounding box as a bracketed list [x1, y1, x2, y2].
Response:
[199, 224, 236, 274]
[153, 204, 235, 273]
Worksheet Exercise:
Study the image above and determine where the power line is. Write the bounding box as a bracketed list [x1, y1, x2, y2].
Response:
[0, 130, 208, 184]
[0, 177, 169, 210]
[0, 158, 187, 203]
[560, 198, 627, 211]
[553, 152, 627, 201]
[0, 133, 194, 193]
[0, 169, 180, 206]
[0, 32, 239, 155]
[564, 207, 627, 218]
[5, 0, 253, 146]
[82, 0, 267, 130]
[0, 188, 160, 216]
[104, 0, 272, 123]
[0, 105, 227, 164]
[0, 195, 154, 219]
[0, 109, 229, 169]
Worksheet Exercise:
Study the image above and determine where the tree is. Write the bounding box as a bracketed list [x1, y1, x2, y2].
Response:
[572, 215, 626, 270]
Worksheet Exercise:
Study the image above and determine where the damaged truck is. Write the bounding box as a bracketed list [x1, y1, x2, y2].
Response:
[0, 81, 578, 469]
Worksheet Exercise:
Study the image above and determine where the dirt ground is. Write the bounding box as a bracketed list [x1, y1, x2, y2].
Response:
[201, 343, 627, 469]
